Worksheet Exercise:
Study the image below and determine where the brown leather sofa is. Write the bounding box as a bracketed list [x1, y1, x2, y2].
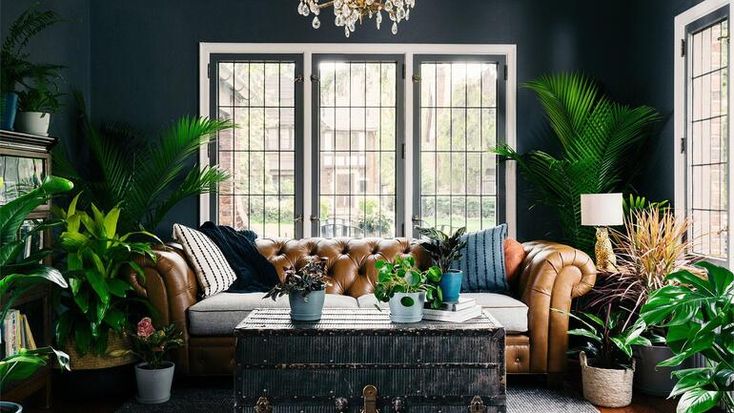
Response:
[130, 238, 596, 379]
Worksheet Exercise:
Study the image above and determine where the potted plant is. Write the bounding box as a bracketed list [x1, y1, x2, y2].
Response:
[111, 318, 183, 404]
[587, 206, 697, 396]
[0, 177, 73, 413]
[374, 256, 442, 323]
[264, 258, 330, 321]
[54, 194, 160, 369]
[54, 106, 232, 234]
[415, 226, 466, 303]
[15, 72, 63, 136]
[555, 307, 651, 408]
[640, 263, 734, 413]
[0, 6, 63, 130]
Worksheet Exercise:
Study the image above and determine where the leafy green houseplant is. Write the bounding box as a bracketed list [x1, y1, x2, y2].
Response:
[494, 73, 660, 255]
[15, 70, 64, 136]
[586, 206, 697, 396]
[556, 307, 651, 408]
[415, 226, 466, 303]
[264, 259, 331, 321]
[0, 177, 73, 393]
[0, 5, 63, 130]
[640, 263, 734, 413]
[54, 193, 160, 361]
[374, 256, 442, 322]
[54, 103, 232, 234]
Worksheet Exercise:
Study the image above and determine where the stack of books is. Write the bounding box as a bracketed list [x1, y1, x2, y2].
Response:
[423, 298, 483, 322]
[2, 309, 37, 357]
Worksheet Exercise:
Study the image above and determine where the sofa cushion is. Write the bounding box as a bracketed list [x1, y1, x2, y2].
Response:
[457, 224, 509, 293]
[356, 293, 528, 334]
[188, 292, 359, 336]
[173, 223, 237, 298]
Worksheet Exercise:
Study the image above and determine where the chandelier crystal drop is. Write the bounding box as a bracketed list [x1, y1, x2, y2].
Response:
[297, 0, 416, 37]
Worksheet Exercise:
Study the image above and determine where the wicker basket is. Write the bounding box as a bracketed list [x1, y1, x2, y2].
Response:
[580, 351, 635, 408]
[64, 331, 137, 370]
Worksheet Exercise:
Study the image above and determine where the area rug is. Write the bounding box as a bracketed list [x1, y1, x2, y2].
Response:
[115, 384, 598, 413]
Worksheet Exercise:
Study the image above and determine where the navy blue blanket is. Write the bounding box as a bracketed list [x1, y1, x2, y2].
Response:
[198, 222, 279, 293]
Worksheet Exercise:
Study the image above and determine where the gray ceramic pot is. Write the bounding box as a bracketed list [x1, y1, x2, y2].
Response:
[135, 361, 175, 404]
[634, 345, 686, 396]
[388, 292, 425, 323]
[0, 401, 23, 413]
[289, 289, 326, 321]
[14, 112, 50, 136]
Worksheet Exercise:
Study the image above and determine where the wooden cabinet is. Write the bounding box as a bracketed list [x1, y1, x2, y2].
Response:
[1, 129, 58, 407]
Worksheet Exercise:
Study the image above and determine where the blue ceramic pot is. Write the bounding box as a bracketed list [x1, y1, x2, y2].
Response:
[388, 292, 425, 323]
[439, 270, 463, 303]
[289, 289, 326, 321]
[1, 92, 18, 130]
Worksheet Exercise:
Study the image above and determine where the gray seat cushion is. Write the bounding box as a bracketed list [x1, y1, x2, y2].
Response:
[357, 293, 528, 334]
[188, 292, 359, 336]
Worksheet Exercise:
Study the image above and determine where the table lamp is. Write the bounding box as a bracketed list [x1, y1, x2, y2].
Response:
[580, 193, 623, 271]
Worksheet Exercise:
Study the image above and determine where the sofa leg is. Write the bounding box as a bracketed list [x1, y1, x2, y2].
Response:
[546, 373, 564, 389]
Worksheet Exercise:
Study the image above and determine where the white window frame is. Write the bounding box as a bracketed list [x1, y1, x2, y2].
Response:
[199, 43, 517, 239]
[675, 0, 733, 267]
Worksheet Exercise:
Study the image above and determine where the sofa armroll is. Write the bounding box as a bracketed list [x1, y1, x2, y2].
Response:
[516, 241, 596, 373]
[128, 245, 198, 374]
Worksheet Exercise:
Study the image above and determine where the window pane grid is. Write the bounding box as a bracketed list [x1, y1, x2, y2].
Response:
[688, 18, 729, 259]
[216, 60, 297, 238]
[317, 60, 398, 238]
[418, 60, 499, 233]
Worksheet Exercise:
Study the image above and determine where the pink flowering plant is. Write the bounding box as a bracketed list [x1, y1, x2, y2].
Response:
[127, 317, 183, 369]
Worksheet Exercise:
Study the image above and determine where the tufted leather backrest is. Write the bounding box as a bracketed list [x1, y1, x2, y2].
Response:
[256, 238, 432, 298]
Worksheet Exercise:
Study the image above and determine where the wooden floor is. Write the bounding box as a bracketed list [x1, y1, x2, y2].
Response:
[22, 376, 679, 413]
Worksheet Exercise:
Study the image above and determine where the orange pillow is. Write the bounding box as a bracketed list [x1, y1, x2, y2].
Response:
[504, 238, 525, 283]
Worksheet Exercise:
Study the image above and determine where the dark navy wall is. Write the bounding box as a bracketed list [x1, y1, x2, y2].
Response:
[87, 0, 641, 241]
[1, 0, 91, 150]
[628, 0, 703, 204]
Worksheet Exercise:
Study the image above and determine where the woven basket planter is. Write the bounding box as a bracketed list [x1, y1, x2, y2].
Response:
[580, 351, 635, 408]
[65, 331, 136, 370]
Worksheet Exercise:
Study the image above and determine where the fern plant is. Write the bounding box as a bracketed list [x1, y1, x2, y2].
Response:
[54, 100, 232, 234]
[494, 73, 660, 254]
[1, 5, 64, 93]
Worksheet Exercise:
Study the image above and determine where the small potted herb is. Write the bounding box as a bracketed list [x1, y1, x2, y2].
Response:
[264, 258, 330, 321]
[374, 256, 442, 323]
[124, 318, 183, 404]
[15, 71, 63, 136]
[554, 307, 651, 408]
[415, 226, 467, 303]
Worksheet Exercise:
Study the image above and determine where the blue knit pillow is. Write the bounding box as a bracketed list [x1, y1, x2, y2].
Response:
[456, 224, 509, 293]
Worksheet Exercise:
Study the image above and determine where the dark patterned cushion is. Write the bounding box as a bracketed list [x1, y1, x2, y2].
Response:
[457, 224, 509, 293]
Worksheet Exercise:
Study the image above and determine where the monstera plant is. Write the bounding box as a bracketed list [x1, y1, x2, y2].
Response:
[494, 73, 660, 254]
[0, 176, 73, 392]
[640, 263, 734, 413]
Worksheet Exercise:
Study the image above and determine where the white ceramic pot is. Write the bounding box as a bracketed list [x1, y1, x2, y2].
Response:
[14, 112, 51, 136]
[134, 361, 175, 404]
[0, 401, 23, 413]
[580, 351, 635, 408]
[388, 292, 425, 323]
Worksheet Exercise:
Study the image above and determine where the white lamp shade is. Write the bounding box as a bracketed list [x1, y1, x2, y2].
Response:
[580, 193, 624, 226]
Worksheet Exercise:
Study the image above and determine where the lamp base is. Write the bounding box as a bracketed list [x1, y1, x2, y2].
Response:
[594, 227, 618, 272]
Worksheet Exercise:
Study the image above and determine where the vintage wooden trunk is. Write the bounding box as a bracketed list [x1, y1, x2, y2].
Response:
[234, 308, 506, 412]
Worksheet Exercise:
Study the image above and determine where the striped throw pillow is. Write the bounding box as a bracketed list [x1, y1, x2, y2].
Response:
[456, 224, 509, 293]
[172, 223, 237, 298]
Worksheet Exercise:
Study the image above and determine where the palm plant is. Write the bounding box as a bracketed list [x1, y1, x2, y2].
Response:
[0, 176, 73, 391]
[1, 5, 64, 94]
[494, 73, 660, 254]
[54, 101, 232, 234]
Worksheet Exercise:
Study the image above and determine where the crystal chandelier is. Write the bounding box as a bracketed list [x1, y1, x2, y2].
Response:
[297, 0, 416, 38]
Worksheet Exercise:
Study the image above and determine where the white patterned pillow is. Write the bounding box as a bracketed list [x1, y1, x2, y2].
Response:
[172, 223, 237, 298]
